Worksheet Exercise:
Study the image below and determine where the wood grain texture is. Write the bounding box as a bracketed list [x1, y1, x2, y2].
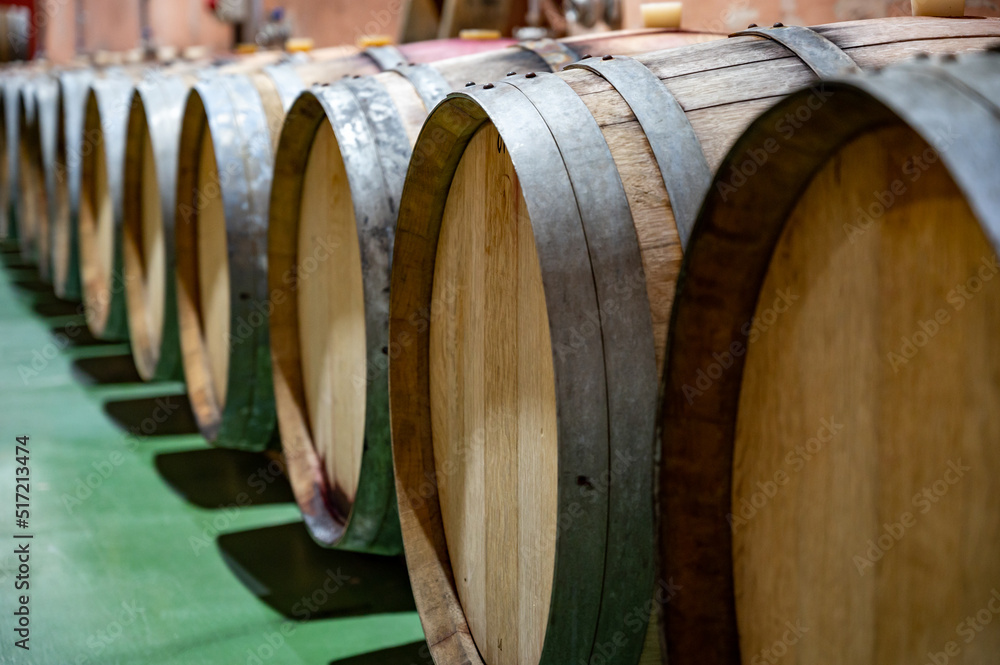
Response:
[430, 124, 557, 665]
[123, 89, 174, 381]
[138, 122, 166, 367]
[16, 91, 38, 264]
[78, 92, 114, 336]
[733, 125, 1000, 665]
[298, 120, 366, 519]
[195, 123, 231, 410]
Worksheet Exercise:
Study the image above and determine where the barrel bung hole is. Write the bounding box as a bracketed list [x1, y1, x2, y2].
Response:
[733, 125, 1000, 663]
[429, 122, 558, 665]
[296, 119, 366, 519]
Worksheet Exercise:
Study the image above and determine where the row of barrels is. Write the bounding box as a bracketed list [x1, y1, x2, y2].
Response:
[2, 16, 1000, 665]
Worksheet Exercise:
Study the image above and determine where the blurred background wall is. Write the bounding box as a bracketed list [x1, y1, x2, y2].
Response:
[664, 0, 1000, 32]
[2, 0, 999, 63]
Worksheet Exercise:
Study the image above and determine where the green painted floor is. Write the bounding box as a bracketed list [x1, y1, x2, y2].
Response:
[0, 243, 427, 665]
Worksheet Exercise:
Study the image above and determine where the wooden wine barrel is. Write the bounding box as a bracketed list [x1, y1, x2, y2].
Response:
[34, 74, 59, 283]
[173, 37, 514, 452]
[78, 72, 137, 340]
[0, 71, 12, 239]
[661, 50, 1000, 664]
[386, 17, 1000, 665]
[16, 77, 40, 264]
[50, 68, 95, 300]
[2, 68, 38, 243]
[265, 29, 718, 555]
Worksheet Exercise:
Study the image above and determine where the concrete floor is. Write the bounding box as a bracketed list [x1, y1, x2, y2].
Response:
[0, 242, 426, 664]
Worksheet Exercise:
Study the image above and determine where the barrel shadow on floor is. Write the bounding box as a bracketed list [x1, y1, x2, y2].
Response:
[103, 393, 198, 434]
[155, 448, 295, 508]
[10, 275, 51, 293]
[50, 320, 111, 347]
[218, 521, 417, 620]
[72, 354, 144, 384]
[329, 641, 432, 665]
[32, 297, 80, 318]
